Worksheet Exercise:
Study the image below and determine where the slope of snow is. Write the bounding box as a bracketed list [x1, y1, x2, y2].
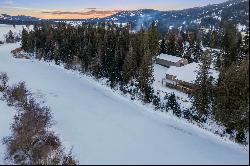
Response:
[0, 43, 249, 164]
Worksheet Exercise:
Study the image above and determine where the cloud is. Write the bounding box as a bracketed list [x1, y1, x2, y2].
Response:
[85, 8, 98, 10]
[41, 9, 121, 17]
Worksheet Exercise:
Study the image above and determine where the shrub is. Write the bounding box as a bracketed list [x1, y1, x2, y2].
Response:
[4, 82, 29, 106]
[1, 73, 78, 165]
[0, 72, 9, 92]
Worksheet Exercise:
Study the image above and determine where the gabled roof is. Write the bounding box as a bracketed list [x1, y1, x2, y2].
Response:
[156, 54, 182, 63]
[166, 63, 219, 83]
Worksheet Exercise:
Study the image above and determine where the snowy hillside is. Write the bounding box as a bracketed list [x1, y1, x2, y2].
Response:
[0, 42, 248, 164]
[56, 0, 249, 31]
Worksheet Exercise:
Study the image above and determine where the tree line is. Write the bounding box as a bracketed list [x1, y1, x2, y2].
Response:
[21, 22, 159, 103]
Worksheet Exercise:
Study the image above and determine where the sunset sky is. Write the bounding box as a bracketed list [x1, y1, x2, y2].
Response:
[0, 0, 228, 19]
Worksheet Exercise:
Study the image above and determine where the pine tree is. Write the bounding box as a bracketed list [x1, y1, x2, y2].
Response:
[215, 56, 249, 137]
[135, 27, 146, 67]
[193, 41, 203, 62]
[176, 35, 184, 57]
[191, 52, 214, 122]
[166, 31, 176, 55]
[122, 45, 136, 84]
[148, 21, 160, 58]
[209, 30, 217, 48]
[138, 48, 154, 103]
[21, 28, 29, 52]
[5, 30, 15, 43]
[160, 38, 167, 54]
[166, 93, 181, 117]
[221, 22, 241, 68]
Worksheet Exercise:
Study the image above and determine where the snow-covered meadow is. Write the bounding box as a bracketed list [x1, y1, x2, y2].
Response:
[0, 40, 249, 164]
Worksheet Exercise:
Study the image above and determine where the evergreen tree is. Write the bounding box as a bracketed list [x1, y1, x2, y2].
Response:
[138, 48, 154, 103]
[221, 22, 242, 68]
[193, 41, 203, 62]
[148, 21, 160, 57]
[176, 35, 184, 57]
[166, 31, 176, 55]
[166, 93, 181, 117]
[209, 30, 217, 48]
[160, 38, 167, 54]
[21, 28, 29, 52]
[191, 52, 214, 122]
[215, 57, 249, 137]
[122, 45, 136, 84]
[5, 30, 15, 43]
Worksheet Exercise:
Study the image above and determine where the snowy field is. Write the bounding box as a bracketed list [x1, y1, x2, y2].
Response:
[0, 42, 248, 165]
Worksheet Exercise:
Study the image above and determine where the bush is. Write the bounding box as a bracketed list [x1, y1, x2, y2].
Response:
[183, 109, 192, 120]
[1, 73, 78, 165]
[3, 94, 79, 165]
[236, 131, 246, 144]
[4, 82, 29, 106]
[152, 95, 161, 110]
[166, 93, 182, 117]
[0, 72, 9, 92]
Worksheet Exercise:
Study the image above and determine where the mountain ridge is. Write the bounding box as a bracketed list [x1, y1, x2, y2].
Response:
[0, 0, 249, 30]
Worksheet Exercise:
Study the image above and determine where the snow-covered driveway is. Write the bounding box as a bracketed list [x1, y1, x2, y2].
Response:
[0, 43, 248, 164]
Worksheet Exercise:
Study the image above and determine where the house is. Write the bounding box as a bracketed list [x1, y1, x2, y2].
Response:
[162, 63, 219, 94]
[156, 54, 188, 68]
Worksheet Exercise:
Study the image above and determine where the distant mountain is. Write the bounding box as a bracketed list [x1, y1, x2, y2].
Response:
[1, 0, 249, 31]
[96, 0, 249, 30]
[0, 14, 50, 24]
[55, 0, 249, 31]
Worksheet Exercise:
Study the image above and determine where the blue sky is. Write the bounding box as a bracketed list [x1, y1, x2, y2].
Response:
[0, 0, 228, 19]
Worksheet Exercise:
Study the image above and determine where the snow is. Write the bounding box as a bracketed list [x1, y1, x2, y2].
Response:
[0, 43, 249, 164]
[156, 54, 182, 63]
[237, 23, 247, 32]
[213, 15, 222, 21]
[153, 64, 192, 109]
[169, 25, 174, 29]
[0, 99, 15, 165]
[130, 13, 135, 17]
[165, 62, 219, 83]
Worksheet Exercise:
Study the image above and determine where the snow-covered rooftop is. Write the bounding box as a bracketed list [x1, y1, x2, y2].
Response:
[166, 63, 219, 83]
[157, 54, 182, 63]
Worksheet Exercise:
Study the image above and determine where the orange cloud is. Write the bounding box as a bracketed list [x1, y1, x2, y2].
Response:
[40, 10, 121, 19]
